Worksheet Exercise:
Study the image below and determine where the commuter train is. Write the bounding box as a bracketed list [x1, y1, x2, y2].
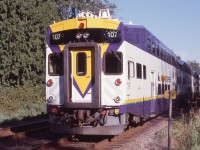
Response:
[46, 9, 200, 135]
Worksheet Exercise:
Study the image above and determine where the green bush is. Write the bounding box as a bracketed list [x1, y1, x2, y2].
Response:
[157, 109, 200, 150]
[0, 84, 46, 124]
[177, 111, 200, 150]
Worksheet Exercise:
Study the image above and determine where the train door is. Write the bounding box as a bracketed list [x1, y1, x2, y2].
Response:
[126, 59, 135, 99]
[70, 49, 94, 102]
[64, 43, 101, 108]
[150, 70, 156, 113]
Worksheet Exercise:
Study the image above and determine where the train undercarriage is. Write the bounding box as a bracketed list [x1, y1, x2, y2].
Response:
[48, 105, 145, 135]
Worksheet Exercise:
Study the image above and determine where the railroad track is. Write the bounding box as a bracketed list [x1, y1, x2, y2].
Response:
[0, 109, 183, 150]
[31, 113, 170, 150]
[0, 119, 106, 150]
[0, 119, 49, 138]
[0, 119, 65, 150]
[42, 114, 169, 150]
[32, 135, 107, 150]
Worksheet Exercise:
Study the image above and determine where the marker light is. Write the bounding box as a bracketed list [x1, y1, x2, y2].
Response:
[76, 32, 82, 40]
[47, 95, 56, 103]
[47, 79, 53, 87]
[115, 78, 122, 86]
[83, 32, 90, 40]
[51, 107, 58, 114]
[79, 23, 84, 29]
[114, 96, 121, 103]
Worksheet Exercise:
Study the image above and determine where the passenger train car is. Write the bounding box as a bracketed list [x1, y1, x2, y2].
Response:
[46, 10, 199, 135]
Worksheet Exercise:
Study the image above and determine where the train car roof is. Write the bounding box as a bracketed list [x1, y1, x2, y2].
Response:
[124, 23, 176, 57]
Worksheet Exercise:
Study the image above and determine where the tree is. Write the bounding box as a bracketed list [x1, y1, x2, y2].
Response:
[0, 0, 61, 86]
[55, 0, 117, 19]
[187, 60, 200, 74]
[0, 0, 117, 87]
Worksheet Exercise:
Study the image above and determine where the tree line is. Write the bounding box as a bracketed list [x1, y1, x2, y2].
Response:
[0, 0, 199, 87]
[0, 0, 116, 87]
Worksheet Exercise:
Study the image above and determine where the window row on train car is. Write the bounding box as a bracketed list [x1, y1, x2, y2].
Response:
[177, 76, 192, 85]
[158, 83, 170, 95]
[146, 37, 192, 76]
[128, 60, 147, 80]
[48, 51, 148, 81]
[147, 37, 177, 67]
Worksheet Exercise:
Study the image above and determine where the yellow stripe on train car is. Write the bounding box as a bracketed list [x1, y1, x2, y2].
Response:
[124, 95, 165, 104]
[50, 18, 120, 32]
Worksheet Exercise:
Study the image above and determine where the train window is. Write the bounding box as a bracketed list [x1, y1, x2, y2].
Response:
[153, 48, 155, 54]
[147, 38, 151, 50]
[166, 54, 169, 62]
[162, 84, 165, 94]
[177, 76, 181, 84]
[183, 78, 186, 84]
[76, 52, 87, 76]
[160, 49, 163, 58]
[152, 43, 156, 54]
[168, 85, 170, 90]
[165, 84, 168, 90]
[158, 84, 161, 95]
[48, 52, 63, 76]
[163, 52, 166, 61]
[128, 61, 135, 79]
[104, 52, 123, 74]
[157, 47, 160, 56]
[143, 65, 146, 79]
[169, 55, 171, 63]
[136, 63, 142, 79]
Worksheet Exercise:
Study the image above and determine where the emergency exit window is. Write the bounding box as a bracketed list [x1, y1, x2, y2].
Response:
[104, 52, 123, 74]
[77, 52, 86, 76]
[48, 52, 63, 76]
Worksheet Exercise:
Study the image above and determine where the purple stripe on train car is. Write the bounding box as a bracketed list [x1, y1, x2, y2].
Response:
[123, 24, 177, 67]
[47, 26, 61, 52]
[105, 22, 125, 52]
[119, 98, 169, 116]
[73, 77, 93, 98]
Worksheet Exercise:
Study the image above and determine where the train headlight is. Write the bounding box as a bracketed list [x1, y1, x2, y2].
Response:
[83, 32, 90, 40]
[113, 96, 121, 103]
[47, 95, 56, 103]
[76, 32, 82, 40]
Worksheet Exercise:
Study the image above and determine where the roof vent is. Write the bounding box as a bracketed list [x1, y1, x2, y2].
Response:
[99, 9, 111, 19]
[77, 11, 97, 18]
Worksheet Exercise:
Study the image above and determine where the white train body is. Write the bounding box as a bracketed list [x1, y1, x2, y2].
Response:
[46, 11, 198, 135]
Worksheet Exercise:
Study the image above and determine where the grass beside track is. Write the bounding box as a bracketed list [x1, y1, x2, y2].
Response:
[157, 108, 200, 150]
[0, 84, 46, 125]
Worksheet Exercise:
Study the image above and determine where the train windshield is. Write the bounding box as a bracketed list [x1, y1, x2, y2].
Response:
[104, 52, 123, 75]
[48, 53, 63, 76]
[50, 29, 121, 45]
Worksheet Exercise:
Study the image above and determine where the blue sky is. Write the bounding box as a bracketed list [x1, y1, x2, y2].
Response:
[112, 0, 200, 63]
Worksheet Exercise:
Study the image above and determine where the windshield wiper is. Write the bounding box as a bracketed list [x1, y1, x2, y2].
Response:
[111, 50, 122, 63]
